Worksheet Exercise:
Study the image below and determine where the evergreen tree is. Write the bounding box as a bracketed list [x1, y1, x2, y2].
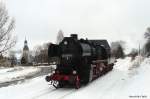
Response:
[21, 57, 27, 64]
[144, 27, 150, 57]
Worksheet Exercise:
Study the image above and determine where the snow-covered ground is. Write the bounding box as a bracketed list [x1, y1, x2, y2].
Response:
[0, 66, 41, 84]
[0, 57, 149, 99]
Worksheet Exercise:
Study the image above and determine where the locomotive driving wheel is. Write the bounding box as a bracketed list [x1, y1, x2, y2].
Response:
[75, 76, 81, 89]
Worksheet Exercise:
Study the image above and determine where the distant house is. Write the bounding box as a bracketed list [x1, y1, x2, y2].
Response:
[0, 56, 11, 67]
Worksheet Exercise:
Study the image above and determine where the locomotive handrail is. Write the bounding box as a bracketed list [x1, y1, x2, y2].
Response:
[92, 60, 107, 63]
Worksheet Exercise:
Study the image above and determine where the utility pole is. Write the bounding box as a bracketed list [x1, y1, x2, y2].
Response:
[138, 44, 140, 56]
[138, 43, 141, 64]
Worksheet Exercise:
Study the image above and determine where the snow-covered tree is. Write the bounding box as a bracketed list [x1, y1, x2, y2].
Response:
[111, 41, 125, 59]
[144, 27, 150, 40]
[56, 30, 64, 44]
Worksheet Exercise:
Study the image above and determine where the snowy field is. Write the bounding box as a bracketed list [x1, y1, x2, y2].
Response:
[0, 66, 41, 84]
[0, 57, 149, 99]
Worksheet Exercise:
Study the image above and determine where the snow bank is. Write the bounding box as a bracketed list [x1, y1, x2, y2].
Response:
[0, 76, 50, 99]
[114, 57, 132, 71]
[116, 57, 150, 99]
[0, 67, 41, 83]
[38, 65, 56, 69]
[115, 56, 144, 71]
[0, 68, 17, 74]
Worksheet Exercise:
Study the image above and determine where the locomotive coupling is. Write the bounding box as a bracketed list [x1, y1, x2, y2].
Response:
[45, 75, 51, 82]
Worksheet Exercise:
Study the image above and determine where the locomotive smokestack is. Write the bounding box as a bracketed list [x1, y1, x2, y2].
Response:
[71, 34, 78, 40]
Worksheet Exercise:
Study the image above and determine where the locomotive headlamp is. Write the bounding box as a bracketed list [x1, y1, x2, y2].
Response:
[64, 41, 68, 45]
[73, 70, 77, 74]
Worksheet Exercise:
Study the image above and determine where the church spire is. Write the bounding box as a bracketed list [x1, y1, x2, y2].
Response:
[23, 37, 29, 50]
[24, 37, 27, 45]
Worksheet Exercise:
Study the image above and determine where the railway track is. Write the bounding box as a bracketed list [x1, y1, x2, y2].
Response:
[32, 88, 75, 99]
[32, 89, 57, 99]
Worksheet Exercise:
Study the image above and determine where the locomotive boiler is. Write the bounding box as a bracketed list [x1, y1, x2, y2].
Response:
[45, 34, 114, 89]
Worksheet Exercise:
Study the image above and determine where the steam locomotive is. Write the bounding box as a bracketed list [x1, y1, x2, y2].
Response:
[45, 34, 114, 89]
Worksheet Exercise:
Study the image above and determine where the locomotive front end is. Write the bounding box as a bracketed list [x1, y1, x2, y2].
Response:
[45, 34, 82, 89]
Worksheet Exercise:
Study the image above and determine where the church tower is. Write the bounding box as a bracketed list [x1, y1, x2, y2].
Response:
[21, 38, 30, 65]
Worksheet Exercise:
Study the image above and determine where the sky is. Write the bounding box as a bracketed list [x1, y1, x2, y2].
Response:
[1, 0, 150, 53]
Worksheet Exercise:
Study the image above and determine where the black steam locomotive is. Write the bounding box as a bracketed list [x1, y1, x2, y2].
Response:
[45, 34, 114, 89]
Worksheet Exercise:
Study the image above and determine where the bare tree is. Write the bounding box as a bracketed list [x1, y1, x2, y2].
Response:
[42, 43, 50, 63]
[0, 3, 16, 55]
[33, 45, 42, 64]
[32, 42, 50, 65]
[9, 51, 17, 67]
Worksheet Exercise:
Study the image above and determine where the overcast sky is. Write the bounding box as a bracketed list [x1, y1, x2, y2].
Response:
[2, 0, 150, 52]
